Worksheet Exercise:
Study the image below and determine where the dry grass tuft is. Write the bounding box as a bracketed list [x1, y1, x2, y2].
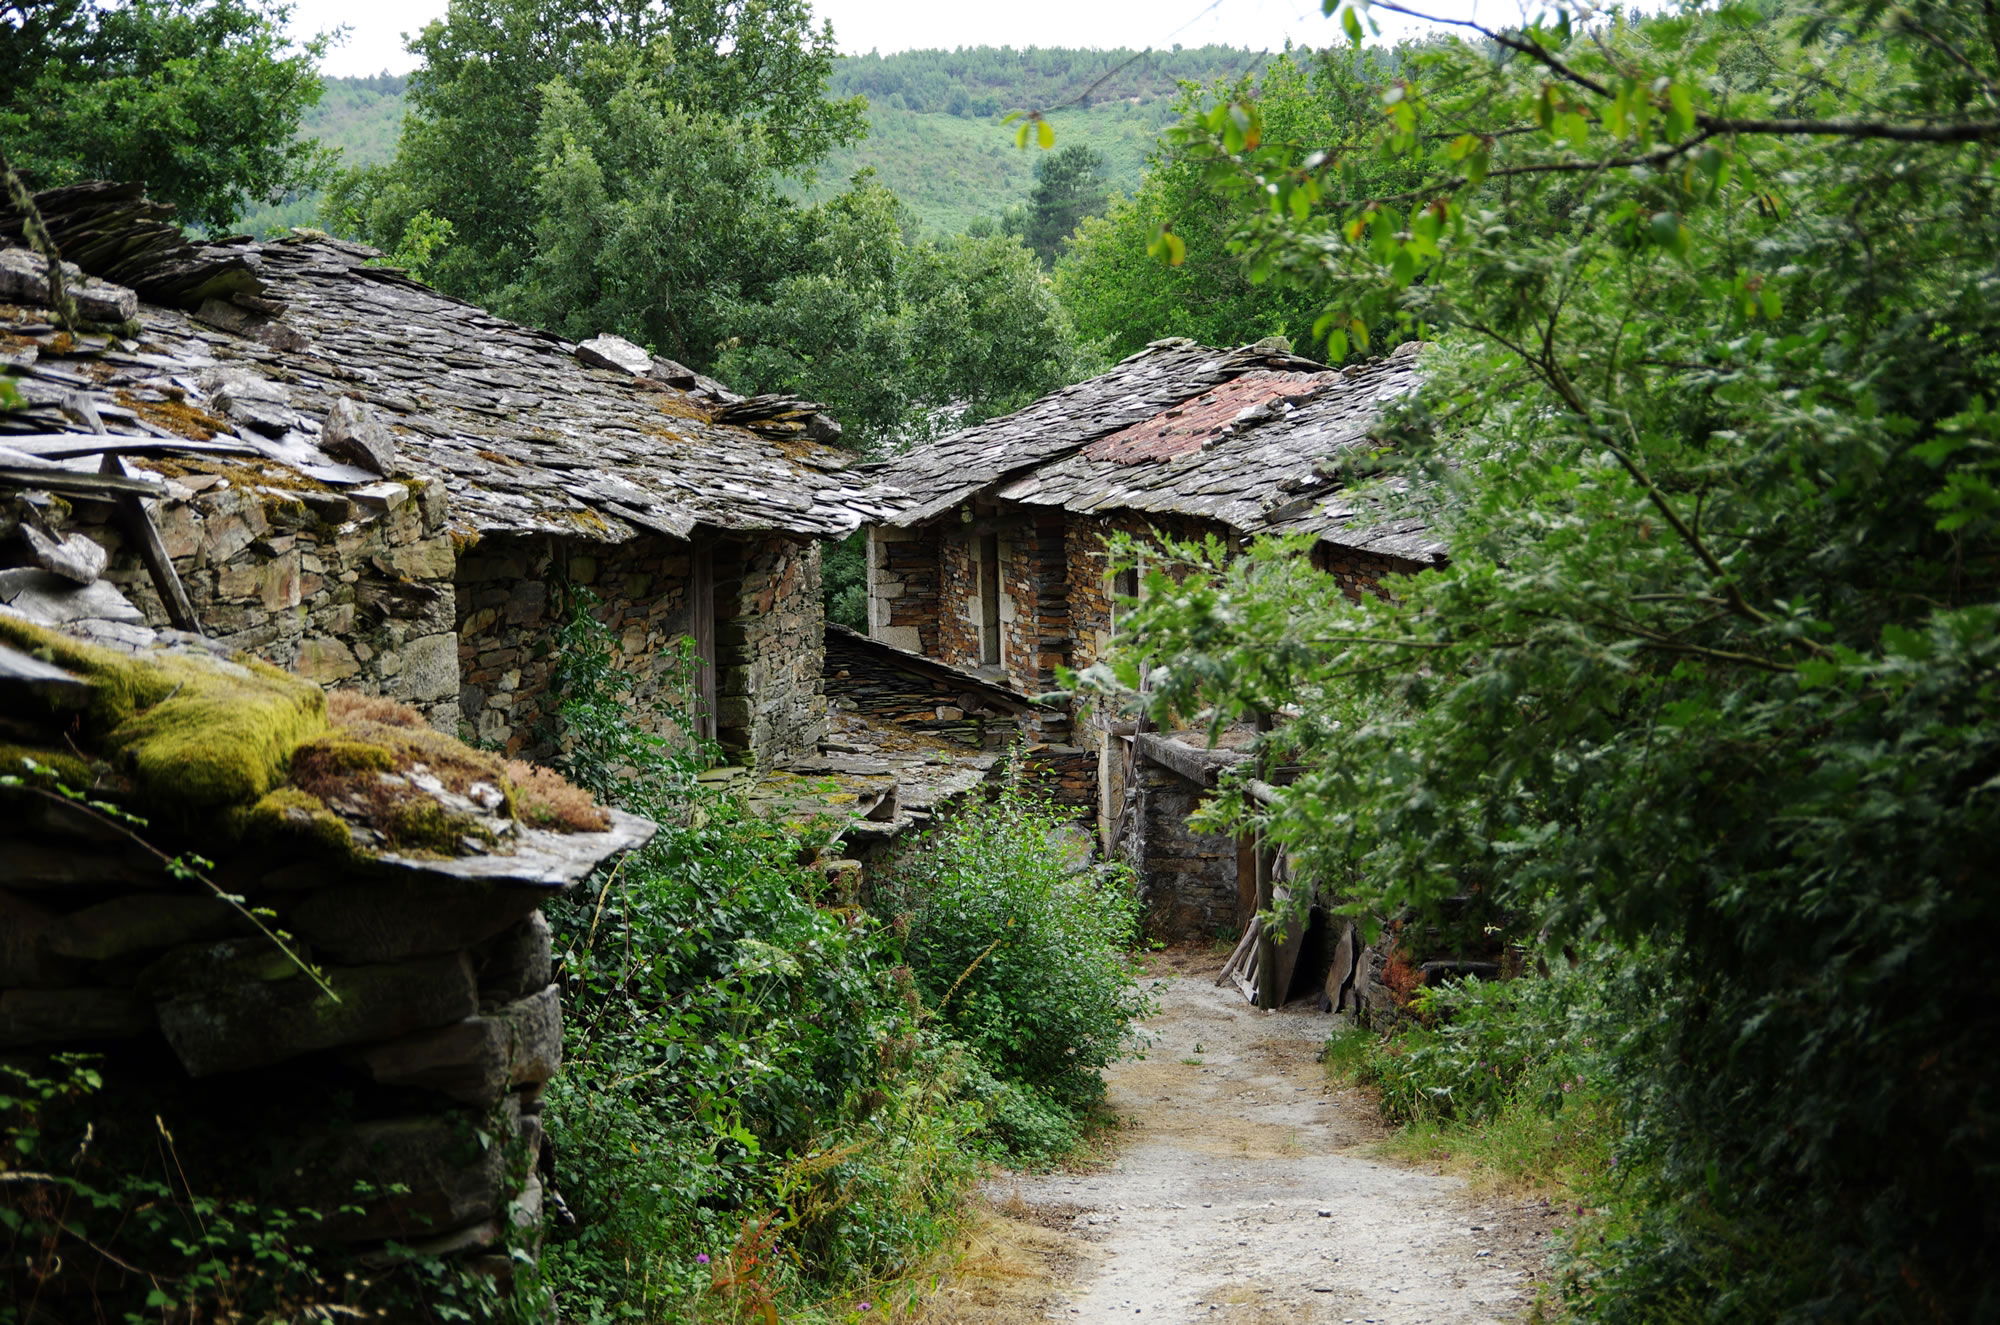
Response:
[326, 690, 427, 728]
[505, 758, 611, 833]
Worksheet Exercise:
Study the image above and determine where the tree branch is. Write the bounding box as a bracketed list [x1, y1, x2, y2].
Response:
[1698, 114, 2000, 141]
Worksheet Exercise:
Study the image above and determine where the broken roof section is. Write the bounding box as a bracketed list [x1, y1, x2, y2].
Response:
[873, 334, 1445, 563]
[1004, 349, 1443, 564]
[874, 337, 1332, 526]
[2, 182, 898, 544]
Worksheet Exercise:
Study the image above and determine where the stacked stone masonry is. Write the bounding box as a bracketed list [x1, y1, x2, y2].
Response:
[86, 472, 463, 729]
[866, 525, 941, 656]
[1116, 759, 1251, 942]
[0, 788, 650, 1310]
[457, 532, 826, 766]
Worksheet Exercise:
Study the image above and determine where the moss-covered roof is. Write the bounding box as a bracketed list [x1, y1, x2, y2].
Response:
[0, 613, 640, 871]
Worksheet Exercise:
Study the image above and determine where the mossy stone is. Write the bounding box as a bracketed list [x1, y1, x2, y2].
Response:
[0, 616, 329, 812]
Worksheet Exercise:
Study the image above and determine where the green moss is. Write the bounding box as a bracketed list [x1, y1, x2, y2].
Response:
[291, 737, 396, 781]
[0, 617, 328, 813]
[235, 787, 355, 852]
[114, 656, 326, 812]
[0, 742, 97, 787]
[385, 797, 492, 855]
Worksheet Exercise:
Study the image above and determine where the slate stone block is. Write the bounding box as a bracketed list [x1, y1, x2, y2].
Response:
[473, 912, 552, 1008]
[49, 893, 241, 961]
[0, 987, 153, 1046]
[282, 1104, 510, 1242]
[354, 1015, 509, 1107]
[155, 951, 478, 1076]
[284, 880, 547, 963]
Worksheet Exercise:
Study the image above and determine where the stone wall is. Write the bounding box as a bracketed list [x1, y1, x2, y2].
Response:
[1064, 511, 1118, 673]
[719, 535, 828, 765]
[99, 469, 461, 729]
[998, 510, 1070, 698]
[458, 530, 825, 767]
[825, 625, 1034, 750]
[866, 525, 940, 656]
[457, 533, 689, 758]
[936, 530, 978, 670]
[1310, 542, 1427, 601]
[0, 783, 648, 1315]
[1116, 759, 1250, 942]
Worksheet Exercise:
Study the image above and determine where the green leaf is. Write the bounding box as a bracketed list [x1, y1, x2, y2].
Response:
[1036, 118, 1055, 149]
[1342, 5, 1364, 44]
[1465, 147, 1490, 188]
[1667, 81, 1695, 138]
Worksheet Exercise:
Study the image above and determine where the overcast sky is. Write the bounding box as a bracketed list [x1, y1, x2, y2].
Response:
[290, 0, 1492, 78]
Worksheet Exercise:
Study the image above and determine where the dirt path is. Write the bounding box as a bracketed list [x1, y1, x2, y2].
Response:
[916, 951, 1554, 1324]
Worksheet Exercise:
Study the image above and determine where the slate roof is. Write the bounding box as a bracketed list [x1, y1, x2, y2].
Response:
[880, 335, 1445, 564]
[1000, 349, 1444, 563]
[874, 337, 1333, 526]
[1, 182, 897, 543]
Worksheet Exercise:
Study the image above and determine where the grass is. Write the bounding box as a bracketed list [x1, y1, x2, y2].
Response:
[1322, 1024, 1616, 1197]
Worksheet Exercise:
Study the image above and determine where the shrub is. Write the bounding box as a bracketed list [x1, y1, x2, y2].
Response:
[876, 773, 1156, 1158]
[533, 602, 979, 1322]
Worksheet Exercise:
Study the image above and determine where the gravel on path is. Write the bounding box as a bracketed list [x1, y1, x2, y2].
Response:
[919, 950, 1554, 1325]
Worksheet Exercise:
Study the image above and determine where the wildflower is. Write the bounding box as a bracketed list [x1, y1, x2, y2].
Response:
[696, 1253, 710, 1265]
[858, 1305, 872, 1313]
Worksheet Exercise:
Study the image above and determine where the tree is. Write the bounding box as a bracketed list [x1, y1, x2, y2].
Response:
[1022, 143, 1110, 265]
[0, 0, 331, 231]
[713, 173, 1093, 452]
[1056, 50, 1408, 358]
[328, 0, 865, 310]
[1096, 2, 2000, 1317]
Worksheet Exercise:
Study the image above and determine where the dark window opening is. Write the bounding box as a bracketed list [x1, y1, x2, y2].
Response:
[979, 533, 1001, 666]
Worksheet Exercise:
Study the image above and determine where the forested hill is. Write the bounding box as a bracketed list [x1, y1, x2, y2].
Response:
[829, 44, 1271, 116]
[811, 46, 1278, 232]
[235, 73, 409, 236]
[237, 47, 1276, 238]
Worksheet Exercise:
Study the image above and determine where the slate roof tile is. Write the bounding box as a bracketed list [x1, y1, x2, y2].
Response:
[884, 336, 1446, 562]
[1, 182, 901, 544]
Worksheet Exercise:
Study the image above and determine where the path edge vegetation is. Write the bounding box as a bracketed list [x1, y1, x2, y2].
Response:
[1080, 0, 2000, 1320]
[532, 599, 1154, 1323]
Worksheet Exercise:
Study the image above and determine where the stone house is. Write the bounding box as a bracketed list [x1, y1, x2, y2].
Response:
[863, 336, 1448, 966]
[2, 182, 895, 767]
[865, 337, 1440, 698]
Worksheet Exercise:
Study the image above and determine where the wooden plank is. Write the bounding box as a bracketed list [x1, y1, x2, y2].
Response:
[0, 463, 164, 498]
[1266, 881, 1310, 1006]
[101, 454, 201, 634]
[1215, 915, 1261, 987]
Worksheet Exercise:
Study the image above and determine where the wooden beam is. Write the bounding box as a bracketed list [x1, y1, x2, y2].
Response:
[101, 453, 201, 634]
[1134, 730, 1242, 786]
[1252, 708, 1280, 1010]
[1216, 915, 1261, 988]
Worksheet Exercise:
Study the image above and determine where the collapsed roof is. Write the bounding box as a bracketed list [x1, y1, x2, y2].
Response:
[1, 181, 899, 544]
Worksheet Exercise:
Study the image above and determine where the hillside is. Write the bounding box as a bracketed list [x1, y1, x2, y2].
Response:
[234, 73, 409, 237]
[232, 48, 1279, 238]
